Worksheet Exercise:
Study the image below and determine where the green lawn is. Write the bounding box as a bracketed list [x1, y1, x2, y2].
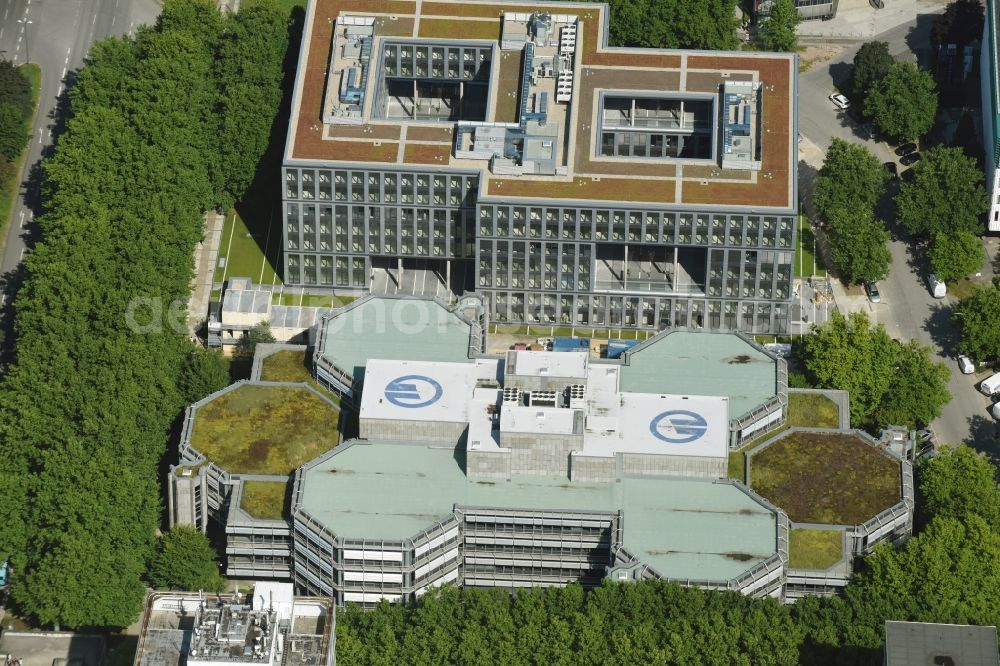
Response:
[190, 384, 340, 474]
[0, 64, 41, 257]
[749, 431, 901, 525]
[215, 209, 282, 287]
[271, 292, 339, 308]
[787, 393, 840, 428]
[795, 215, 827, 278]
[240, 480, 289, 520]
[788, 529, 843, 569]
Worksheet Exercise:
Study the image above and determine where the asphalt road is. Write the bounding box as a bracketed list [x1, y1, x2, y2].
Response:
[0, 0, 161, 341]
[798, 12, 1000, 454]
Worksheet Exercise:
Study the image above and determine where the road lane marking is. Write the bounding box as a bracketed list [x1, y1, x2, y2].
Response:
[111, 15, 115, 27]
[57, 84, 63, 96]
[61, 67, 66, 78]
[67, 47, 71, 56]
[20, 248, 26, 260]
[92, 14, 96, 24]
[19, 211, 25, 227]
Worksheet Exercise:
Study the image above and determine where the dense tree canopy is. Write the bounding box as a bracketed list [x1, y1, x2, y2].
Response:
[852, 41, 893, 97]
[148, 526, 224, 593]
[0, 102, 30, 161]
[180, 348, 232, 403]
[928, 230, 985, 283]
[918, 444, 1000, 528]
[599, 0, 740, 51]
[864, 62, 938, 140]
[799, 311, 951, 430]
[953, 283, 1000, 363]
[336, 582, 802, 666]
[826, 207, 891, 284]
[0, 59, 33, 117]
[0, 0, 289, 628]
[813, 140, 891, 285]
[757, 0, 800, 52]
[895, 146, 987, 237]
[814, 139, 888, 219]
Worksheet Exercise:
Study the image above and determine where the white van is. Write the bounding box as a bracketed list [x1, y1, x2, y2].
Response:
[980, 371, 1000, 396]
[927, 273, 946, 298]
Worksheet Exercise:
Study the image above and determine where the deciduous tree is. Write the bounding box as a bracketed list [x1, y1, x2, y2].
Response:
[0, 103, 29, 160]
[800, 311, 950, 430]
[852, 41, 893, 97]
[918, 444, 1000, 529]
[928, 230, 985, 283]
[826, 207, 891, 284]
[180, 348, 232, 403]
[895, 146, 987, 237]
[148, 526, 225, 592]
[813, 139, 888, 218]
[757, 0, 800, 52]
[864, 62, 938, 141]
[953, 283, 1000, 363]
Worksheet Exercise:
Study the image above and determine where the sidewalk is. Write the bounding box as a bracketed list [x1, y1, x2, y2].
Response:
[798, 0, 948, 40]
[187, 211, 225, 337]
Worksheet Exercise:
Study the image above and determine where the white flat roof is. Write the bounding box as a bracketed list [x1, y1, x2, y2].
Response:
[360, 358, 500, 424]
[500, 405, 581, 435]
[506, 350, 588, 379]
[584, 393, 729, 459]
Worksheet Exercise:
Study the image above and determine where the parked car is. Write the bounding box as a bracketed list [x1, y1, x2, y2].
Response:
[863, 281, 881, 303]
[895, 142, 917, 156]
[884, 162, 898, 178]
[869, 0, 884, 8]
[958, 355, 975, 375]
[900, 168, 915, 182]
[990, 401, 1000, 420]
[900, 151, 921, 166]
[829, 93, 850, 110]
[927, 273, 946, 298]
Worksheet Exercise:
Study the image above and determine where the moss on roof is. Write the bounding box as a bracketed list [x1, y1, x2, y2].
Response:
[788, 529, 843, 570]
[240, 480, 290, 520]
[750, 431, 901, 525]
[190, 384, 340, 475]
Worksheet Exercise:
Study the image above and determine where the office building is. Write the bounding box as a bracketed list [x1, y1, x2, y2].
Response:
[281, 0, 799, 334]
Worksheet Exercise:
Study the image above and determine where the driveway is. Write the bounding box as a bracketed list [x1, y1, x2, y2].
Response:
[796, 9, 1000, 454]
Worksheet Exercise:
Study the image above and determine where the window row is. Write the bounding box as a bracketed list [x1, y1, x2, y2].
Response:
[478, 205, 794, 248]
[484, 291, 790, 334]
[285, 168, 478, 207]
[477, 241, 592, 291]
[285, 204, 475, 258]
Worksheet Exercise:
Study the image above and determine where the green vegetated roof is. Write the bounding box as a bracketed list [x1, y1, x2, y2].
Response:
[190, 384, 340, 475]
[241, 480, 289, 520]
[261, 350, 313, 383]
[300, 442, 778, 582]
[618, 331, 776, 417]
[788, 528, 843, 570]
[321, 297, 474, 383]
[750, 431, 901, 525]
[787, 393, 840, 428]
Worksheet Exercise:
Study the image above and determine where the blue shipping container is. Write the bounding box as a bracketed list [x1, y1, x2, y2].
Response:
[552, 337, 590, 353]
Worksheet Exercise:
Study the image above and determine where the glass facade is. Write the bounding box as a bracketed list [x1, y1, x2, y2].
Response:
[282, 165, 795, 334]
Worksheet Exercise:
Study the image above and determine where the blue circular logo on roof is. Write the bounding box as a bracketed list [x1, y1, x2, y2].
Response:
[649, 410, 709, 444]
[384, 375, 443, 409]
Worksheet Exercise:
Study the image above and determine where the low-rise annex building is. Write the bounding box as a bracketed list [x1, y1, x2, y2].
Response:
[132, 583, 334, 666]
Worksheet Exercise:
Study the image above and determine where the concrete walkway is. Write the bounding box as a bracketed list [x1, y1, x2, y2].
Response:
[187, 211, 225, 337]
[798, 0, 948, 40]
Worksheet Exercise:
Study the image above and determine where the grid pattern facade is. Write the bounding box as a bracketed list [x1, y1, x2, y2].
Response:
[283, 167, 478, 287]
[282, 166, 794, 334]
